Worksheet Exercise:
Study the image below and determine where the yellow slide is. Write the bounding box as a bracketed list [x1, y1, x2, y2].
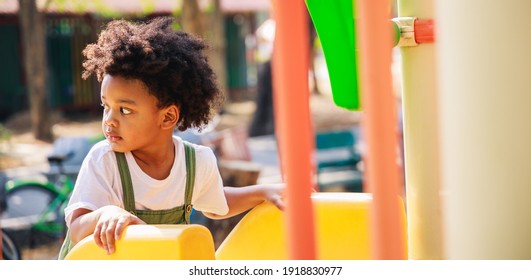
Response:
[216, 192, 407, 260]
[65, 224, 216, 260]
[65, 192, 407, 260]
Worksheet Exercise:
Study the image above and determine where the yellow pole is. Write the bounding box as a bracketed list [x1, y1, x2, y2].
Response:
[436, 0, 531, 259]
[397, 0, 444, 259]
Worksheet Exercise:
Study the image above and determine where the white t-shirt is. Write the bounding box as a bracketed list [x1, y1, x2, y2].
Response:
[64, 136, 228, 227]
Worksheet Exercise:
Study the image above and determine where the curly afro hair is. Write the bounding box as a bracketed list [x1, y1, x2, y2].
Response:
[82, 17, 224, 132]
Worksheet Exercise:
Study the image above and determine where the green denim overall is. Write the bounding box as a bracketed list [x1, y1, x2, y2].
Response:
[58, 142, 196, 259]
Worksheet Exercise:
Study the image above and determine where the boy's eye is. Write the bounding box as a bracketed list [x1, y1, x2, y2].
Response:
[120, 107, 132, 115]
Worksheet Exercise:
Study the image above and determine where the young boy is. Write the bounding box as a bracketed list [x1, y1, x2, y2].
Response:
[59, 17, 284, 259]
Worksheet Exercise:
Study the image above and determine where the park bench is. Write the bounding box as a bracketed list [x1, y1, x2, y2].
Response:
[315, 128, 363, 192]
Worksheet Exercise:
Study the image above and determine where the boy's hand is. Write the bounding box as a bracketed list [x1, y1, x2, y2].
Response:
[93, 205, 145, 255]
[262, 183, 286, 211]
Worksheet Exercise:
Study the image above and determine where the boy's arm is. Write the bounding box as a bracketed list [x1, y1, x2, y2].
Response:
[69, 208, 98, 244]
[203, 183, 285, 219]
[69, 205, 145, 254]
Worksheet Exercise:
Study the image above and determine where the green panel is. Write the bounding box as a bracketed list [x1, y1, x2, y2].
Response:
[306, 0, 360, 110]
[47, 19, 73, 108]
[0, 24, 23, 120]
[225, 17, 248, 89]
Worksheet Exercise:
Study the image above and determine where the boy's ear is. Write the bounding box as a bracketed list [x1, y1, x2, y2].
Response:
[161, 105, 179, 129]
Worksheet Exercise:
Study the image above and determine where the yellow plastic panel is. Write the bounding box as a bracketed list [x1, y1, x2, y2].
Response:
[217, 199, 288, 260]
[65, 224, 215, 260]
[216, 192, 407, 260]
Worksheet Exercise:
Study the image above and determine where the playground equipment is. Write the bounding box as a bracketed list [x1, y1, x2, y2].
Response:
[434, 0, 531, 259]
[65, 224, 216, 260]
[65, 192, 407, 260]
[65, 0, 531, 260]
[396, 0, 443, 260]
[306, 0, 531, 260]
[65, 0, 407, 261]
[305, 0, 360, 110]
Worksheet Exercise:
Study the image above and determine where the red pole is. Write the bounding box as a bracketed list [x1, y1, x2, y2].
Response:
[356, 0, 406, 259]
[271, 0, 316, 260]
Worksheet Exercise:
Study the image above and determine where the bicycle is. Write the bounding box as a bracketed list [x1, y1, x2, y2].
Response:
[2, 228, 21, 260]
[1, 152, 75, 242]
[1, 135, 103, 257]
[1, 173, 21, 260]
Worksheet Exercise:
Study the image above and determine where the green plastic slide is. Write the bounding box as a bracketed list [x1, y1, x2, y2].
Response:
[306, 0, 360, 110]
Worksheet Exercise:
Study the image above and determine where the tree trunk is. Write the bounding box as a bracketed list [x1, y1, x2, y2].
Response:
[181, 0, 227, 105]
[181, 0, 203, 36]
[18, 0, 52, 142]
[204, 0, 227, 104]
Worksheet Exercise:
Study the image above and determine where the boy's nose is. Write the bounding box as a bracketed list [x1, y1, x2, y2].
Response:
[103, 110, 118, 127]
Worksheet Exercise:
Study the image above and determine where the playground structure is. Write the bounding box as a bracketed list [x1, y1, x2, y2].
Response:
[65, 0, 531, 260]
[65, 193, 407, 260]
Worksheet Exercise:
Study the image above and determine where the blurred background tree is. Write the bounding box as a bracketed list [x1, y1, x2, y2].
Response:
[181, 0, 227, 102]
[13, 0, 227, 141]
[2, 0, 277, 142]
[18, 0, 52, 141]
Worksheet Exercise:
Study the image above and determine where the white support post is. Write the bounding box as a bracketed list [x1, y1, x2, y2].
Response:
[397, 0, 444, 259]
[436, 0, 531, 259]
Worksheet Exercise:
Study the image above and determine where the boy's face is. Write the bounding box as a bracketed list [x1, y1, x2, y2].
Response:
[100, 74, 169, 153]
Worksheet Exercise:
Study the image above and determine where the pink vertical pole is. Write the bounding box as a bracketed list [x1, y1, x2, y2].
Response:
[271, 0, 316, 259]
[356, 0, 406, 259]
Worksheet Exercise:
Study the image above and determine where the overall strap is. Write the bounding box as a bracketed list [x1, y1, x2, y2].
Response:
[183, 142, 196, 224]
[115, 152, 136, 215]
[115, 143, 196, 222]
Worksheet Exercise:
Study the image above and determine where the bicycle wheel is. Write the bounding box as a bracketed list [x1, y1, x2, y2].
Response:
[2, 229, 21, 260]
[1, 184, 58, 230]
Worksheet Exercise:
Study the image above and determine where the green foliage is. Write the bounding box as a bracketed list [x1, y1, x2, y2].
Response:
[71, 0, 88, 14]
[171, 21, 182, 31]
[41, 0, 187, 20]
[171, 8, 182, 31]
[139, 0, 155, 15]
[47, 0, 66, 11]
[0, 124, 11, 142]
[172, 7, 182, 20]
[203, 1, 214, 13]
[0, 124, 12, 161]
[92, 0, 124, 18]
[46, 0, 125, 18]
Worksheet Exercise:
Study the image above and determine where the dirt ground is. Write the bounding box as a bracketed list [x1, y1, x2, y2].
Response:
[0, 92, 363, 260]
